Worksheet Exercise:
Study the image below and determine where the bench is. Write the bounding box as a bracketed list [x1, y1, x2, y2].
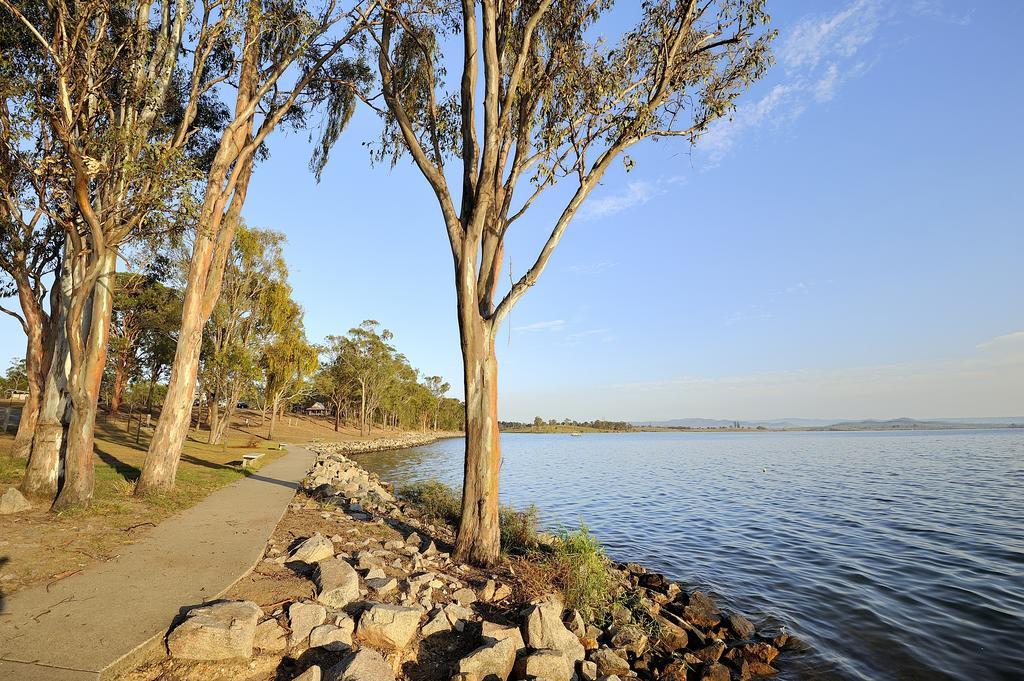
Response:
[241, 453, 265, 469]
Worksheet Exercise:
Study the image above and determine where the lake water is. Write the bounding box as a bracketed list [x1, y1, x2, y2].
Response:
[357, 430, 1024, 681]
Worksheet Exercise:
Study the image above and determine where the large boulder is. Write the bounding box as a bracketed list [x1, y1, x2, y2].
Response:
[518, 650, 573, 681]
[326, 648, 395, 681]
[289, 533, 335, 563]
[289, 601, 328, 648]
[457, 637, 518, 681]
[728, 613, 756, 640]
[0, 487, 31, 514]
[167, 600, 261, 660]
[522, 595, 584, 664]
[683, 591, 720, 628]
[316, 557, 361, 608]
[310, 620, 354, 651]
[481, 621, 525, 652]
[357, 603, 422, 651]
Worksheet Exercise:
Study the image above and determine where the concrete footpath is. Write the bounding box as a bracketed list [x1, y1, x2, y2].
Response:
[0, 444, 313, 680]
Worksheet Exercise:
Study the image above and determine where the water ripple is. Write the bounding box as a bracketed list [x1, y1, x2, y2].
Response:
[359, 430, 1024, 681]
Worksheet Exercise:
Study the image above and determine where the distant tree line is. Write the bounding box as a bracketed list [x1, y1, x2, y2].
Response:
[500, 418, 635, 432]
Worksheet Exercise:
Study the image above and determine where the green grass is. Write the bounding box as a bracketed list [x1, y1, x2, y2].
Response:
[548, 525, 619, 621]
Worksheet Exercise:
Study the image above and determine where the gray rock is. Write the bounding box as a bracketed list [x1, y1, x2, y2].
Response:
[254, 618, 289, 651]
[589, 649, 630, 678]
[481, 621, 525, 652]
[520, 649, 573, 681]
[309, 618, 354, 651]
[452, 587, 477, 605]
[289, 601, 327, 647]
[294, 666, 322, 681]
[290, 534, 335, 563]
[457, 637, 518, 681]
[421, 610, 452, 637]
[316, 557, 360, 608]
[167, 600, 261, 660]
[0, 487, 31, 514]
[522, 595, 584, 664]
[357, 603, 421, 651]
[443, 602, 475, 632]
[366, 576, 398, 596]
[326, 648, 395, 681]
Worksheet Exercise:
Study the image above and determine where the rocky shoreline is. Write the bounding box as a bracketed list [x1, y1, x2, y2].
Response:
[131, 445, 789, 681]
[310, 432, 460, 456]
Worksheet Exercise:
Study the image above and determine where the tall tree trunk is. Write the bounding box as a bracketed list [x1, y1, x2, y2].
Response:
[333, 403, 340, 432]
[109, 357, 128, 413]
[21, 265, 72, 501]
[453, 308, 502, 566]
[136, 35, 259, 495]
[268, 397, 279, 440]
[11, 276, 52, 459]
[210, 382, 242, 445]
[359, 389, 367, 437]
[207, 397, 220, 444]
[53, 252, 116, 510]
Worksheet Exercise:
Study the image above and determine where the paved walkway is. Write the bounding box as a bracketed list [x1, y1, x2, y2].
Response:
[0, 444, 313, 680]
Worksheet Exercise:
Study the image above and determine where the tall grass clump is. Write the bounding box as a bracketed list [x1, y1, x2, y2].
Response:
[552, 525, 619, 620]
[398, 479, 461, 526]
[500, 503, 540, 555]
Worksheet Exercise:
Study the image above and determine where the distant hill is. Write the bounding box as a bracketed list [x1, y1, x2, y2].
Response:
[813, 418, 1023, 431]
[635, 417, 1024, 431]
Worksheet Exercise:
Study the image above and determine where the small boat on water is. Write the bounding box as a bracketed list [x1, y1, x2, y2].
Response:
[570, 432, 582, 436]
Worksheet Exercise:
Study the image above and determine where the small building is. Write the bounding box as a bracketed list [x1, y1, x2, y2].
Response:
[305, 402, 330, 417]
[4, 390, 29, 402]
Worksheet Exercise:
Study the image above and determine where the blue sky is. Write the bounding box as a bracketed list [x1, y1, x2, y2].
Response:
[3, 0, 1022, 421]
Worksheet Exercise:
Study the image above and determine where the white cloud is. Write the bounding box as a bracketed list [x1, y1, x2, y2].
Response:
[513, 319, 566, 333]
[813, 63, 840, 102]
[779, 0, 881, 70]
[703, 0, 970, 161]
[580, 181, 658, 220]
[908, 0, 972, 26]
[580, 175, 687, 221]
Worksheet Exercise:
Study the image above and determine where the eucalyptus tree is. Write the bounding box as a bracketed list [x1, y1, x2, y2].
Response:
[138, 0, 374, 495]
[0, 0, 232, 508]
[354, 0, 774, 564]
[0, 8, 68, 462]
[200, 226, 291, 444]
[341, 320, 401, 436]
[317, 335, 358, 431]
[423, 374, 449, 430]
[262, 324, 319, 440]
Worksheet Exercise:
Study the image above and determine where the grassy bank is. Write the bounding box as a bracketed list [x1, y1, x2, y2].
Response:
[0, 410, 440, 595]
